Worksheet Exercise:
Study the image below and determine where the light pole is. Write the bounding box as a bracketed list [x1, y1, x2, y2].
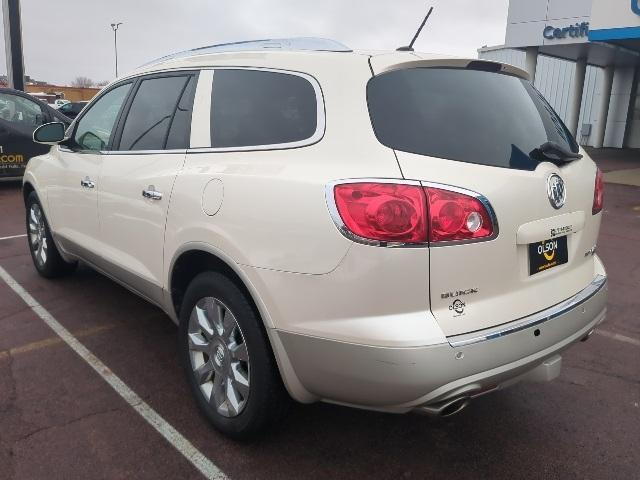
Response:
[110, 22, 122, 78]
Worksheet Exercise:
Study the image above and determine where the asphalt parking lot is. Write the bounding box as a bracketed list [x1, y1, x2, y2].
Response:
[0, 151, 639, 480]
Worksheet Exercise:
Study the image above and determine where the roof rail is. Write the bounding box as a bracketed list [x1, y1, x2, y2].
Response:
[141, 37, 352, 68]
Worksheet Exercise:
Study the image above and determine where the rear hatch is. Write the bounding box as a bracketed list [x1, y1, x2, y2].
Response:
[367, 56, 602, 336]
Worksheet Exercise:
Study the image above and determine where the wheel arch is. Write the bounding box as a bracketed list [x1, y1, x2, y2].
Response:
[168, 244, 269, 324]
[22, 157, 55, 228]
[22, 173, 46, 217]
[22, 180, 35, 205]
[167, 242, 317, 404]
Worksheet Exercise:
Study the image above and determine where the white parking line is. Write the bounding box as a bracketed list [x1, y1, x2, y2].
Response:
[0, 233, 27, 241]
[596, 329, 640, 347]
[0, 265, 227, 480]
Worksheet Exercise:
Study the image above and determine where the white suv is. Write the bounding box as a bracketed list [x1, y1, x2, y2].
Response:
[26, 38, 607, 439]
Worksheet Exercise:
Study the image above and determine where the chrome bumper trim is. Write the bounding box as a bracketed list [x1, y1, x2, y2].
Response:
[447, 274, 607, 348]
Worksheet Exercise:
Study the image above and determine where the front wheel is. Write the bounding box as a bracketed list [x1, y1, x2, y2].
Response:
[26, 191, 77, 278]
[178, 272, 290, 439]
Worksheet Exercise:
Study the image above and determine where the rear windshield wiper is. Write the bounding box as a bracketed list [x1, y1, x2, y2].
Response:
[532, 141, 583, 163]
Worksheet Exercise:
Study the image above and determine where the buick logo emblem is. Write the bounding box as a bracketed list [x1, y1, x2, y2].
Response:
[547, 174, 566, 209]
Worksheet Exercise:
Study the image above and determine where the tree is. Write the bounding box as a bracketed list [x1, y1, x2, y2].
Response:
[71, 76, 95, 88]
[96, 80, 109, 87]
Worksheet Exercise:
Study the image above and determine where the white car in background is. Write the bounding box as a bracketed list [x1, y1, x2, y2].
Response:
[51, 99, 70, 109]
[24, 38, 607, 439]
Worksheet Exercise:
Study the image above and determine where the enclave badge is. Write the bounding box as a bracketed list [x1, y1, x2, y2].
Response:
[441, 288, 479, 300]
[547, 174, 566, 210]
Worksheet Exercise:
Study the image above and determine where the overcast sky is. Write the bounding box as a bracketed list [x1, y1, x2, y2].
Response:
[0, 0, 508, 86]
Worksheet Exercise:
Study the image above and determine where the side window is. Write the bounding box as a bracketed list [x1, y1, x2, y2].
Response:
[165, 76, 196, 149]
[73, 83, 131, 151]
[210, 69, 318, 148]
[118, 75, 191, 151]
[0, 93, 46, 127]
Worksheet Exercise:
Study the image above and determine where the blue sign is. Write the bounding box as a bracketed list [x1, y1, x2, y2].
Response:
[543, 22, 589, 40]
[633, 0, 640, 16]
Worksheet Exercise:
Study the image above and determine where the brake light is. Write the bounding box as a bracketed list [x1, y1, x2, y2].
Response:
[332, 182, 496, 245]
[592, 168, 604, 215]
[424, 187, 494, 242]
[333, 183, 427, 243]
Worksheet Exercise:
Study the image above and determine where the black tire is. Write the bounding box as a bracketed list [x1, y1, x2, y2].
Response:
[178, 271, 290, 440]
[25, 191, 77, 278]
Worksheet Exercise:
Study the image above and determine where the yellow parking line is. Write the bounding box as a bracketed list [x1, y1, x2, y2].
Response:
[0, 324, 117, 360]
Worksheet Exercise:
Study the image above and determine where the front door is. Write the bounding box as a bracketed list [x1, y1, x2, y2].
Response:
[48, 82, 133, 256]
[97, 73, 197, 304]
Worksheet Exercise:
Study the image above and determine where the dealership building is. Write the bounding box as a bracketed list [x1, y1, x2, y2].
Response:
[479, 0, 640, 149]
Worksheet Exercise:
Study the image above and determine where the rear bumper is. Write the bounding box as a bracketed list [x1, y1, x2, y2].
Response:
[276, 274, 607, 412]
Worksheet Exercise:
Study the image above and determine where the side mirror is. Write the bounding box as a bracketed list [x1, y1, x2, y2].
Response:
[33, 122, 66, 145]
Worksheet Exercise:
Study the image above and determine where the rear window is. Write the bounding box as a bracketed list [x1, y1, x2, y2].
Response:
[367, 68, 579, 171]
[210, 69, 318, 149]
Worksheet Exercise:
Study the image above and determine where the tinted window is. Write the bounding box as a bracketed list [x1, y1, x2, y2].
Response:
[74, 83, 131, 151]
[119, 75, 191, 151]
[367, 68, 579, 171]
[166, 76, 196, 149]
[0, 93, 45, 127]
[211, 69, 317, 148]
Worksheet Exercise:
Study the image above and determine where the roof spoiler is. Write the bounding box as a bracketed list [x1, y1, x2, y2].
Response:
[371, 56, 530, 81]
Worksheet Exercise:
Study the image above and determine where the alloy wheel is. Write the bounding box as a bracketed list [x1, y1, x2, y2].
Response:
[187, 297, 250, 417]
[28, 203, 48, 268]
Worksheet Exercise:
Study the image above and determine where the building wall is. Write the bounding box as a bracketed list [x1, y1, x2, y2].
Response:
[479, 47, 634, 148]
[590, 0, 640, 33]
[25, 84, 100, 102]
[506, 0, 592, 48]
[627, 90, 640, 148]
[602, 67, 636, 147]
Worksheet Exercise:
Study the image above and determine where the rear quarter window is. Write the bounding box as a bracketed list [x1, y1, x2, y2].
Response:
[367, 68, 579, 171]
[210, 69, 319, 149]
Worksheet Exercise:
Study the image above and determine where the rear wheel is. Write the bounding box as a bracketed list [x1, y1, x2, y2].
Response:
[178, 272, 290, 439]
[25, 192, 77, 278]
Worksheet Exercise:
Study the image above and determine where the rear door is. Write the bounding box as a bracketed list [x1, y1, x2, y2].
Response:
[97, 72, 197, 304]
[367, 63, 602, 336]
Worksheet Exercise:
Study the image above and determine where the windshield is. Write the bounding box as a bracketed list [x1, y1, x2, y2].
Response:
[367, 67, 579, 171]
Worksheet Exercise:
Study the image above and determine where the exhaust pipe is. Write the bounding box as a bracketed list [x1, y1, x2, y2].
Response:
[439, 397, 470, 417]
[581, 329, 595, 342]
[416, 396, 471, 417]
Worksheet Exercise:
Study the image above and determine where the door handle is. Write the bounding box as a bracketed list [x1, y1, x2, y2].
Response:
[80, 177, 95, 189]
[142, 186, 163, 201]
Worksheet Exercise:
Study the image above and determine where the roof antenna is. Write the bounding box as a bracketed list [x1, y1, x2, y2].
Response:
[397, 6, 434, 52]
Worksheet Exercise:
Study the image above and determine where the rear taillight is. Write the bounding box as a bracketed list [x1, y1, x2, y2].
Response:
[333, 183, 427, 243]
[424, 187, 494, 242]
[331, 181, 496, 245]
[592, 168, 604, 215]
